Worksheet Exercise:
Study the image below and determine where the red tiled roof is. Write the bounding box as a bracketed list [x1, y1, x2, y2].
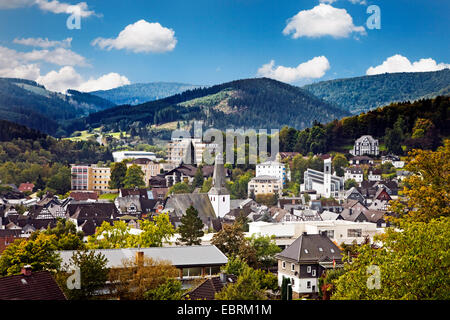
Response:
[0, 270, 66, 300]
[18, 183, 34, 192]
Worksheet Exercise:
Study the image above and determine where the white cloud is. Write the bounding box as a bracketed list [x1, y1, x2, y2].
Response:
[0, 0, 97, 17]
[366, 54, 450, 75]
[36, 66, 83, 92]
[257, 56, 330, 83]
[22, 47, 88, 66]
[0, 0, 34, 9]
[348, 0, 367, 5]
[283, 3, 366, 39]
[35, 0, 96, 17]
[92, 19, 177, 53]
[36, 66, 130, 93]
[14, 37, 72, 48]
[77, 72, 130, 92]
[0, 46, 41, 79]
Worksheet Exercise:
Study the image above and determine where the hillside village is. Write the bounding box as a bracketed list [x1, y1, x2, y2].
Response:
[0, 130, 421, 300]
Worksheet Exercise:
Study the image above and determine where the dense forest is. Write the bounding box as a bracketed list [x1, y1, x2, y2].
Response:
[65, 78, 349, 134]
[90, 82, 202, 105]
[0, 119, 112, 194]
[278, 96, 449, 155]
[0, 78, 116, 135]
[303, 69, 450, 114]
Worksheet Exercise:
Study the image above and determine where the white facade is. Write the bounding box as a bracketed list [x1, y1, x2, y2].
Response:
[277, 272, 318, 294]
[256, 161, 290, 185]
[300, 158, 344, 198]
[248, 176, 283, 196]
[209, 194, 230, 218]
[368, 170, 382, 182]
[112, 151, 157, 163]
[350, 135, 379, 156]
[248, 220, 382, 245]
[344, 168, 364, 183]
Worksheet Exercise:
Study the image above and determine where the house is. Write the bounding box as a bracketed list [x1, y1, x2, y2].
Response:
[300, 158, 344, 199]
[364, 210, 390, 228]
[115, 195, 157, 217]
[320, 210, 343, 221]
[382, 154, 405, 168]
[66, 202, 120, 236]
[58, 245, 228, 281]
[248, 176, 283, 197]
[18, 182, 34, 193]
[163, 163, 226, 188]
[256, 160, 290, 185]
[275, 233, 343, 297]
[344, 166, 364, 183]
[374, 180, 399, 196]
[186, 273, 238, 300]
[349, 155, 374, 166]
[69, 191, 98, 202]
[0, 266, 66, 300]
[127, 158, 161, 186]
[350, 135, 379, 156]
[292, 209, 322, 222]
[368, 168, 382, 182]
[344, 187, 366, 205]
[340, 200, 369, 222]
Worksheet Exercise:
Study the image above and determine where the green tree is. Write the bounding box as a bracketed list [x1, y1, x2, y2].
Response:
[169, 182, 193, 194]
[46, 166, 71, 195]
[43, 219, 85, 250]
[215, 267, 267, 300]
[332, 217, 450, 300]
[58, 250, 109, 300]
[0, 233, 61, 276]
[247, 234, 282, 270]
[177, 206, 204, 246]
[123, 164, 146, 189]
[108, 161, 127, 189]
[332, 153, 348, 177]
[344, 179, 358, 190]
[144, 278, 184, 300]
[193, 167, 204, 188]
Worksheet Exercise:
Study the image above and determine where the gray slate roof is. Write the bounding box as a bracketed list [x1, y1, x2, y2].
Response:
[276, 234, 342, 263]
[58, 245, 228, 270]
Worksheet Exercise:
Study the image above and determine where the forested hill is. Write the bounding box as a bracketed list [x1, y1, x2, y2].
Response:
[0, 78, 116, 135]
[278, 96, 449, 156]
[302, 69, 450, 114]
[90, 82, 202, 105]
[66, 78, 349, 134]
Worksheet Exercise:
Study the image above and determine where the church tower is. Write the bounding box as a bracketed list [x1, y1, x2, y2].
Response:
[208, 153, 230, 218]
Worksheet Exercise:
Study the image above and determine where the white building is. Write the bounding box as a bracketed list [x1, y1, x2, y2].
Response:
[350, 135, 379, 156]
[112, 151, 158, 163]
[167, 137, 216, 165]
[368, 169, 382, 182]
[256, 161, 290, 185]
[300, 158, 344, 199]
[248, 220, 382, 246]
[208, 153, 230, 218]
[344, 166, 364, 183]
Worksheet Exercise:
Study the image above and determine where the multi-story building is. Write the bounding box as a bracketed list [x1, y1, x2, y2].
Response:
[256, 161, 290, 185]
[350, 135, 379, 156]
[248, 176, 283, 197]
[167, 137, 217, 165]
[127, 158, 161, 186]
[71, 165, 112, 193]
[112, 151, 158, 163]
[300, 158, 344, 199]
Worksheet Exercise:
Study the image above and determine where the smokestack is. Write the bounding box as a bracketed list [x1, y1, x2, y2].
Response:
[21, 265, 32, 276]
[136, 250, 144, 267]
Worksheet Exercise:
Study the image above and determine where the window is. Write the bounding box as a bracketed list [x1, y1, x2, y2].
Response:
[282, 261, 286, 269]
[291, 263, 295, 272]
[326, 230, 334, 238]
[319, 247, 323, 252]
[312, 269, 316, 277]
[307, 281, 311, 289]
[307, 266, 311, 273]
[348, 229, 362, 237]
[304, 249, 309, 254]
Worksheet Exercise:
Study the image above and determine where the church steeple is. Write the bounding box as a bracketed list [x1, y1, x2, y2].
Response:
[208, 152, 230, 218]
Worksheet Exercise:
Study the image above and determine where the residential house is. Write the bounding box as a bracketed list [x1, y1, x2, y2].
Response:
[344, 166, 364, 183]
[248, 176, 283, 197]
[275, 233, 343, 297]
[0, 266, 66, 300]
[256, 160, 290, 186]
[350, 135, 379, 156]
[349, 155, 374, 166]
[368, 168, 382, 182]
[186, 273, 238, 300]
[127, 158, 161, 186]
[18, 182, 34, 193]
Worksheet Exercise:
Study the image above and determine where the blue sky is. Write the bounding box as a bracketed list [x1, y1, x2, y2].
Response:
[0, 0, 449, 92]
